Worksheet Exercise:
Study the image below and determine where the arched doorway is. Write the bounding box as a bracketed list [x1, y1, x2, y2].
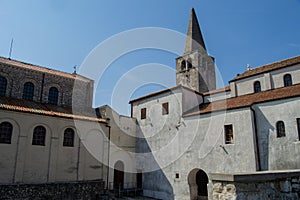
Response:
[113, 161, 124, 190]
[188, 169, 209, 200]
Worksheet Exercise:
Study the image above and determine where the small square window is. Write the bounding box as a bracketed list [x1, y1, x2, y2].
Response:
[175, 173, 179, 179]
[224, 124, 234, 144]
[141, 108, 146, 120]
[162, 102, 169, 115]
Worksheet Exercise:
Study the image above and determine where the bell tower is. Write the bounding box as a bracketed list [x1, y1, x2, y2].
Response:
[176, 8, 216, 92]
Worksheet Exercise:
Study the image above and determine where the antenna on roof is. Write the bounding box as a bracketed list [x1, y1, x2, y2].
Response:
[73, 65, 77, 74]
[8, 38, 13, 59]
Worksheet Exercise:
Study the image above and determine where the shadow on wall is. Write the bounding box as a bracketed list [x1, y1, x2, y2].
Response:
[253, 105, 272, 171]
[136, 125, 174, 200]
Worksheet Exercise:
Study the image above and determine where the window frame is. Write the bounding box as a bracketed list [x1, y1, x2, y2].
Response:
[253, 81, 261, 93]
[32, 126, 46, 146]
[276, 121, 286, 138]
[162, 102, 169, 115]
[63, 128, 75, 147]
[0, 75, 7, 97]
[48, 87, 59, 105]
[224, 124, 234, 144]
[0, 122, 13, 144]
[283, 74, 292, 87]
[141, 108, 146, 120]
[22, 82, 35, 101]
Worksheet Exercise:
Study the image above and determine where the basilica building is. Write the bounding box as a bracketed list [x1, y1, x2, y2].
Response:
[0, 8, 300, 200]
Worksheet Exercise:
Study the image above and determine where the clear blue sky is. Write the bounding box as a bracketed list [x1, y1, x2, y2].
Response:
[0, 0, 299, 115]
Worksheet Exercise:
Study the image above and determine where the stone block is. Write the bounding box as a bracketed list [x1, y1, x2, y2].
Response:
[280, 180, 292, 193]
[213, 182, 223, 193]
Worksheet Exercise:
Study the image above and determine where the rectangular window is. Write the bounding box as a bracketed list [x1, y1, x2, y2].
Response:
[141, 108, 146, 120]
[224, 124, 234, 144]
[297, 118, 300, 141]
[162, 102, 169, 115]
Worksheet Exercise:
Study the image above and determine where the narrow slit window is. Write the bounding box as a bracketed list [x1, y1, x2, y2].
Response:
[224, 124, 234, 144]
[276, 121, 285, 138]
[141, 108, 146, 120]
[162, 102, 169, 115]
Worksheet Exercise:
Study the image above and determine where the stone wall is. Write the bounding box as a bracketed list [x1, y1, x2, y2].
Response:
[211, 170, 300, 200]
[0, 180, 105, 199]
[0, 59, 93, 108]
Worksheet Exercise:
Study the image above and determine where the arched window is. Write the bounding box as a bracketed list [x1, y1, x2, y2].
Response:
[0, 76, 7, 96]
[0, 122, 13, 144]
[32, 126, 46, 146]
[283, 74, 292, 87]
[48, 87, 59, 105]
[63, 128, 75, 147]
[254, 81, 261, 93]
[276, 121, 285, 138]
[22, 82, 34, 101]
[181, 60, 186, 71]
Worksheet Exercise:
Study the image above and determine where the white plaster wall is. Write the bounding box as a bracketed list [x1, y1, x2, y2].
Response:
[254, 97, 300, 170]
[182, 88, 203, 113]
[232, 63, 300, 97]
[235, 74, 265, 96]
[132, 89, 183, 199]
[204, 91, 231, 103]
[0, 110, 108, 184]
[133, 90, 258, 199]
[270, 64, 300, 89]
[0, 118, 20, 183]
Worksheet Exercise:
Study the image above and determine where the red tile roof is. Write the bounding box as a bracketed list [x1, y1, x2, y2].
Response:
[184, 83, 300, 117]
[0, 96, 106, 123]
[203, 86, 230, 95]
[230, 55, 300, 82]
[129, 85, 202, 104]
[0, 57, 91, 81]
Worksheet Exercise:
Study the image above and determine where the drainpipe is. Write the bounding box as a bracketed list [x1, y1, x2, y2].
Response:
[250, 105, 261, 171]
[106, 118, 111, 192]
[40, 73, 45, 103]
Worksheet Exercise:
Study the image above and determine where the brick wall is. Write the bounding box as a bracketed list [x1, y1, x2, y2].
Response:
[0, 61, 93, 108]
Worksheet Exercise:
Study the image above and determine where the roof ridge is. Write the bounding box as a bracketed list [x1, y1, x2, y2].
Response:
[230, 55, 300, 82]
[0, 56, 91, 81]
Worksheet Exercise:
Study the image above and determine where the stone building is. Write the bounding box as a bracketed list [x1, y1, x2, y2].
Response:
[0, 56, 137, 198]
[130, 8, 300, 200]
[1, 7, 300, 200]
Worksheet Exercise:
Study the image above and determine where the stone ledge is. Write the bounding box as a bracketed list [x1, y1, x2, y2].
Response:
[210, 169, 300, 183]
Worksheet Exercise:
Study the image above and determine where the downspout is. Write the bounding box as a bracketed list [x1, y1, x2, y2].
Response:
[250, 105, 261, 171]
[106, 118, 111, 191]
[76, 135, 81, 180]
[40, 73, 45, 103]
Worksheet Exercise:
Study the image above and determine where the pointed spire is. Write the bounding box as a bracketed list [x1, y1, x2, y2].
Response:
[184, 8, 206, 54]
